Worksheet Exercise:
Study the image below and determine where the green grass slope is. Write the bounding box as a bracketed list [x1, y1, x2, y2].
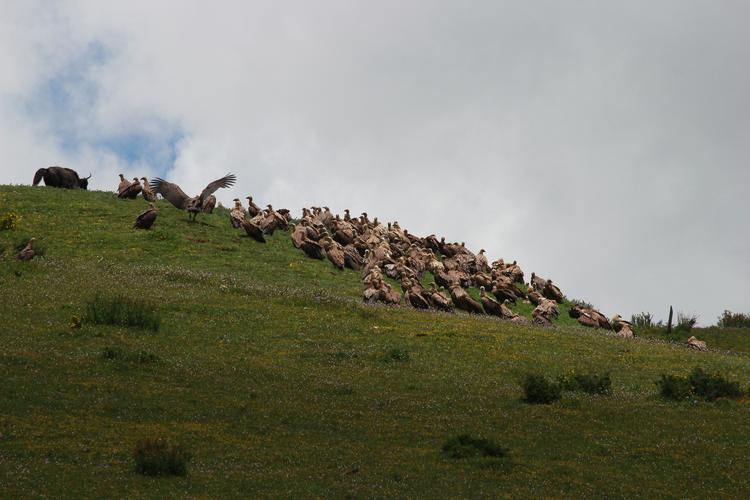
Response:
[1, 185, 750, 498]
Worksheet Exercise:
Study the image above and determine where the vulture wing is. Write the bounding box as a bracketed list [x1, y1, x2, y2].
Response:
[198, 174, 236, 204]
[134, 209, 157, 229]
[150, 178, 191, 210]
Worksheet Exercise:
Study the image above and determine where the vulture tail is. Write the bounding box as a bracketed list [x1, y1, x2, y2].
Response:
[32, 168, 47, 186]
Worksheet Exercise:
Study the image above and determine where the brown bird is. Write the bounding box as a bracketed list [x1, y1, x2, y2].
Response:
[321, 236, 345, 270]
[150, 173, 236, 221]
[479, 286, 504, 317]
[16, 238, 36, 261]
[117, 173, 130, 194]
[300, 238, 325, 259]
[402, 279, 430, 309]
[118, 177, 142, 199]
[202, 195, 217, 213]
[427, 283, 453, 312]
[134, 203, 158, 229]
[450, 284, 484, 315]
[140, 177, 156, 202]
[246, 196, 261, 217]
[241, 219, 266, 243]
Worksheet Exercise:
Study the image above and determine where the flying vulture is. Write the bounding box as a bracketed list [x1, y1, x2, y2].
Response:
[150, 174, 236, 221]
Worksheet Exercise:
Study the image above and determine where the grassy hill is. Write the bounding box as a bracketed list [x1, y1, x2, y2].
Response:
[1, 184, 750, 498]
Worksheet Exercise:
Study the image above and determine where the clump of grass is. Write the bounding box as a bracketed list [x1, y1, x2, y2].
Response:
[675, 312, 698, 334]
[0, 211, 21, 231]
[385, 348, 410, 362]
[133, 438, 191, 476]
[442, 435, 507, 459]
[657, 368, 743, 401]
[86, 296, 161, 332]
[570, 298, 594, 309]
[631, 312, 663, 331]
[521, 373, 561, 404]
[102, 346, 159, 363]
[559, 371, 612, 395]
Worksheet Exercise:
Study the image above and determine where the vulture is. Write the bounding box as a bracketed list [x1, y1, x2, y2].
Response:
[449, 285, 484, 315]
[134, 203, 158, 229]
[427, 283, 453, 312]
[300, 238, 325, 260]
[530, 272, 547, 291]
[321, 237, 345, 270]
[687, 336, 708, 352]
[16, 238, 36, 261]
[475, 249, 489, 274]
[118, 177, 142, 199]
[246, 196, 261, 217]
[542, 280, 564, 303]
[479, 286, 506, 317]
[150, 173, 236, 220]
[241, 219, 266, 243]
[342, 245, 363, 271]
[527, 288, 543, 306]
[202, 195, 217, 213]
[230, 199, 246, 228]
[140, 177, 157, 202]
[402, 279, 430, 309]
[117, 174, 130, 194]
[612, 315, 634, 338]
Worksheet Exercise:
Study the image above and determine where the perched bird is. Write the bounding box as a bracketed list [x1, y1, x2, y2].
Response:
[117, 173, 130, 194]
[479, 286, 504, 317]
[134, 203, 158, 230]
[16, 238, 36, 261]
[300, 238, 325, 260]
[118, 177, 142, 199]
[241, 219, 266, 243]
[202, 195, 217, 213]
[450, 284, 484, 315]
[140, 177, 157, 202]
[230, 199, 246, 228]
[246, 196, 261, 217]
[150, 174, 236, 221]
[427, 283, 453, 312]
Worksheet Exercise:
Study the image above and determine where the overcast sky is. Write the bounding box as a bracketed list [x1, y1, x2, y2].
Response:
[2, 0, 749, 323]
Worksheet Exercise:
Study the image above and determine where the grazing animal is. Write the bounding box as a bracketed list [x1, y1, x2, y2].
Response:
[140, 177, 157, 202]
[134, 203, 158, 229]
[16, 238, 36, 261]
[150, 174, 236, 221]
[32, 167, 90, 189]
[118, 177, 142, 199]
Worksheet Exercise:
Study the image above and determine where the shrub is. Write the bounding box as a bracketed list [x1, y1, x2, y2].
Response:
[657, 368, 743, 402]
[0, 211, 21, 231]
[631, 312, 664, 330]
[102, 346, 159, 363]
[386, 348, 410, 362]
[570, 298, 594, 309]
[656, 374, 692, 401]
[522, 374, 561, 404]
[86, 296, 161, 332]
[442, 435, 507, 459]
[717, 310, 750, 328]
[674, 312, 698, 334]
[559, 372, 612, 395]
[688, 367, 742, 401]
[133, 438, 191, 476]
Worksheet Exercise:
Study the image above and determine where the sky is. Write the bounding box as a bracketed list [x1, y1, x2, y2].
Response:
[1, 0, 749, 324]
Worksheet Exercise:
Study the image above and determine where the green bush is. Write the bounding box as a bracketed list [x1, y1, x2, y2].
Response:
[133, 438, 191, 476]
[656, 374, 692, 401]
[86, 296, 161, 332]
[386, 348, 410, 362]
[688, 368, 742, 401]
[717, 310, 750, 328]
[442, 435, 507, 459]
[0, 211, 21, 231]
[559, 372, 612, 395]
[675, 312, 698, 334]
[657, 368, 743, 402]
[522, 374, 561, 404]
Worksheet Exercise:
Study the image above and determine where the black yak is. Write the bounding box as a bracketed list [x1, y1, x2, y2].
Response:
[32, 167, 90, 189]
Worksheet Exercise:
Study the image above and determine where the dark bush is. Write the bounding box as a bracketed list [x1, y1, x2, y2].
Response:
[717, 310, 750, 328]
[656, 374, 692, 401]
[688, 368, 742, 401]
[657, 368, 743, 402]
[134, 438, 191, 476]
[86, 296, 161, 332]
[442, 435, 507, 459]
[559, 372, 612, 395]
[386, 348, 410, 362]
[522, 374, 561, 404]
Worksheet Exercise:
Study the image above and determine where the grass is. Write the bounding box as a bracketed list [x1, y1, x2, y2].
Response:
[2, 184, 750, 497]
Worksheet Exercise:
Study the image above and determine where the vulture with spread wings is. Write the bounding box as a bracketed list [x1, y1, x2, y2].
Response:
[150, 174, 236, 221]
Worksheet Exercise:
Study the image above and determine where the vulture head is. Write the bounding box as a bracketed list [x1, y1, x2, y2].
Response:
[119, 173, 125, 181]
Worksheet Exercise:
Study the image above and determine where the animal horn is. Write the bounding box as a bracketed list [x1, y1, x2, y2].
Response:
[85, 173, 92, 179]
